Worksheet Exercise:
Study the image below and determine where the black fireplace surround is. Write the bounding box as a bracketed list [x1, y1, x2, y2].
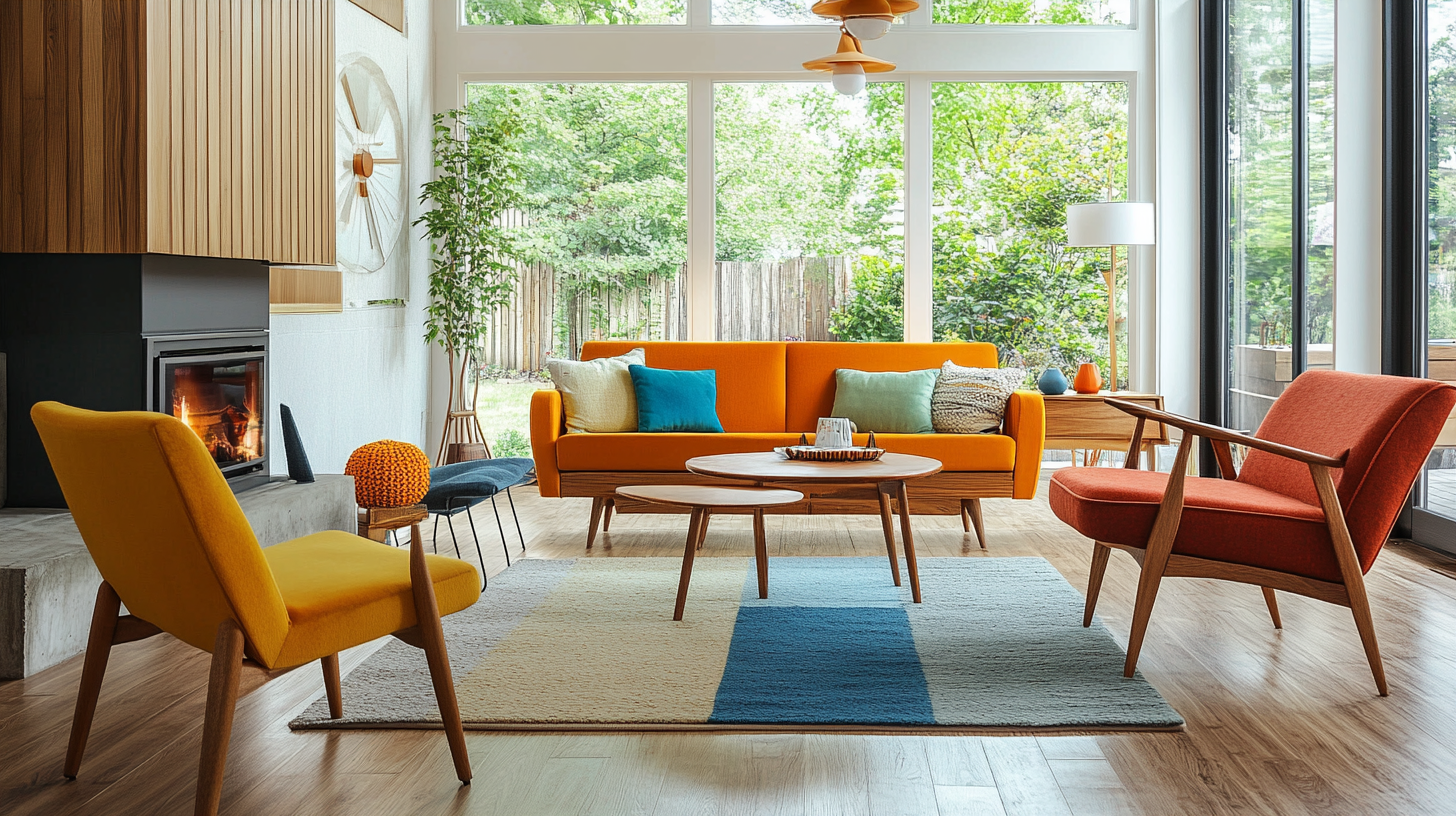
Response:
[0, 253, 270, 507]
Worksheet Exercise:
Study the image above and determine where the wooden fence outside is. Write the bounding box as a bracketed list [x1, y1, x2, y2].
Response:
[479, 238, 853, 371]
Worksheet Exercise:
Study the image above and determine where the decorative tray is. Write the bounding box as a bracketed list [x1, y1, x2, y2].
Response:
[773, 445, 886, 462]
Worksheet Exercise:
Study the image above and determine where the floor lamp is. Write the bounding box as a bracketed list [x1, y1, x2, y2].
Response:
[1065, 202, 1155, 390]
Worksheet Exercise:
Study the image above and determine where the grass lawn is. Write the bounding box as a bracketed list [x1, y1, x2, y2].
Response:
[474, 379, 552, 457]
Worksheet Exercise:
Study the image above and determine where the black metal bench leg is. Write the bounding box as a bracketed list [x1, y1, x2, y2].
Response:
[506, 487, 526, 552]
[463, 500, 490, 587]
[490, 494, 512, 565]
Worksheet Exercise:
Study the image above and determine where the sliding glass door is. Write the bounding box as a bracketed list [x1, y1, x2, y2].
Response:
[1223, 0, 1334, 438]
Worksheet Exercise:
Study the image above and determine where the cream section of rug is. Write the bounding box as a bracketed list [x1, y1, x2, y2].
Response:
[456, 558, 746, 722]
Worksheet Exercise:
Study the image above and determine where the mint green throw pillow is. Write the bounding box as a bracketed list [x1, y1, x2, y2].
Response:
[830, 369, 939, 434]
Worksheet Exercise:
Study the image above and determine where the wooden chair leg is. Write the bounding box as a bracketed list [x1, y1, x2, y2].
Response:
[1083, 544, 1111, 628]
[1261, 587, 1283, 630]
[1124, 434, 1194, 678]
[877, 486, 902, 587]
[410, 522, 472, 783]
[1309, 463, 1389, 696]
[675, 508, 705, 621]
[602, 498, 615, 531]
[64, 582, 122, 779]
[585, 497, 605, 550]
[752, 509, 768, 599]
[967, 498, 986, 550]
[322, 653, 343, 719]
[195, 619, 245, 816]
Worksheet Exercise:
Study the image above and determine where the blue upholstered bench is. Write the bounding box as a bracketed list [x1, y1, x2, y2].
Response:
[422, 458, 534, 584]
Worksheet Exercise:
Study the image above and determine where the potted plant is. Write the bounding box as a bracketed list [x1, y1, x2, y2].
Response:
[415, 95, 523, 464]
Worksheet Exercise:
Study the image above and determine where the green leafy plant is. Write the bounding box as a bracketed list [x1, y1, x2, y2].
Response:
[416, 96, 523, 461]
[492, 428, 533, 458]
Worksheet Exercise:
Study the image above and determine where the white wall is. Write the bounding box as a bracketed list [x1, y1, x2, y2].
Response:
[1333, 0, 1384, 374]
[270, 0, 434, 475]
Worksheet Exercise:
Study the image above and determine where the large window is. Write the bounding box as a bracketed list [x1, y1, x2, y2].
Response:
[715, 83, 904, 341]
[1224, 0, 1334, 433]
[933, 0, 1129, 25]
[464, 0, 685, 25]
[464, 83, 688, 453]
[930, 82, 1128, 384]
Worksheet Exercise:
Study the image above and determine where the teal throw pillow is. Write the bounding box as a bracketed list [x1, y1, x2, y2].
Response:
[830, 369, 939, 434]
[628, 365, 725, 433]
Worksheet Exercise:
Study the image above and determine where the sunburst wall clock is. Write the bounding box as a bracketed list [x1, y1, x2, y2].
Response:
[336, 55, 406, 275]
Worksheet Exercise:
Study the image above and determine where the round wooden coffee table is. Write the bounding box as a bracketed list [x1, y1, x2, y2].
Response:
[685, 452, 943, 603]
[615, 485, 804, 620]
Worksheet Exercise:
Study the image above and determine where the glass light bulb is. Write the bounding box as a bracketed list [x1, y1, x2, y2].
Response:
[831, 63, 866, 96]
[844, 16, 893, 40]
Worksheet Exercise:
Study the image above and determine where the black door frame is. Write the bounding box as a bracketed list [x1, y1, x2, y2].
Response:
[1384, 0, 1456, 554]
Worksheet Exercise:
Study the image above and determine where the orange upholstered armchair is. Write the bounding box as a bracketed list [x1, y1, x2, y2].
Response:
[1049, 371, 1456, 695]
[32, 403, 481, 815]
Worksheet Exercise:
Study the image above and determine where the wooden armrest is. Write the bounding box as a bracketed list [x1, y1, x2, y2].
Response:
[1103, 398, 1348, 469]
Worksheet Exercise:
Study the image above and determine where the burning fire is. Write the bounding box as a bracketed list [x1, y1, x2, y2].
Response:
[171, 363, 262, 467]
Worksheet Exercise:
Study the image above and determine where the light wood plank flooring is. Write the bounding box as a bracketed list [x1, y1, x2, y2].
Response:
[7, 477, 1456, 815]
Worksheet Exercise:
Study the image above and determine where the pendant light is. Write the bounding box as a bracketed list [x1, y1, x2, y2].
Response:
[810, 0, 918, 40]
[802, 31, 895, 96]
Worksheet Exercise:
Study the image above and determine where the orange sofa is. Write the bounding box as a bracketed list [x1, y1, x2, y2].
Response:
[530, 341, 1046, 545]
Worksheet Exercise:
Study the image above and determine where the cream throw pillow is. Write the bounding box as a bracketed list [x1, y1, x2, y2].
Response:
[547, 348, 646, 433]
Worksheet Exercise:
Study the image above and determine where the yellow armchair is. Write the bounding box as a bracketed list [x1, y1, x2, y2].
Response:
[32, 402, 481, 816]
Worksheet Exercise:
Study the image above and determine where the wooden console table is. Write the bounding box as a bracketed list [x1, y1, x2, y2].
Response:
[1043, 392, 1169, 467]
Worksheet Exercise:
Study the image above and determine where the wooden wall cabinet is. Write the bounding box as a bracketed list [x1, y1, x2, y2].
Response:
[1, 0, 335, 265]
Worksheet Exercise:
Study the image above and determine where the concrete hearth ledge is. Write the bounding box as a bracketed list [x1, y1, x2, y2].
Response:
[0, 474, 355, 679]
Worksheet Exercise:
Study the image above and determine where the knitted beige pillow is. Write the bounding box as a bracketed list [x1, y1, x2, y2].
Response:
[546, 348, 646, 433]
[931, 361, 1026, 433]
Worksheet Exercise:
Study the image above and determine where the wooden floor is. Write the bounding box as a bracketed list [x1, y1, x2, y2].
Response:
[8, 475, 1456, 815]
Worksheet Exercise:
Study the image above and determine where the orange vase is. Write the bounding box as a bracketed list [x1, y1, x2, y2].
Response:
[1072, 362, 1103, 394]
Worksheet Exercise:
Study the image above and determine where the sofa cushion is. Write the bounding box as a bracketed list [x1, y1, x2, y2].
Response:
[831, 369, 938, 433]
[785, 342, 999, 432]
[556, 432, 1015, 472]
[629, 366, 725, 433]
[547, 348, 645, 433]
[1048, 467, 1340, 583]
[583, 341, 787, 433]
[932, 363, 1026, 433]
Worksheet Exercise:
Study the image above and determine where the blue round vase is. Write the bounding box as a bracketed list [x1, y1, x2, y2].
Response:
[1037, 367, 1069, 396]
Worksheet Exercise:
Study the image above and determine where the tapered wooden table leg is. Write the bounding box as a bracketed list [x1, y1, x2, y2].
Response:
[877, 486, 901, 587]
[752, 509, 769, 599]
[675, 508, 705, 621]
[894, 480, 922, 603]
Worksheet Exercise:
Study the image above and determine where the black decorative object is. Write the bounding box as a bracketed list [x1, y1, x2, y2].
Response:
[280, 404, 315, 484]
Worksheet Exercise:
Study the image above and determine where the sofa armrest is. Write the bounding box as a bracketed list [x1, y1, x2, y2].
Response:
[1005, 390, 1046, 500]
[530, 389, 564, 497]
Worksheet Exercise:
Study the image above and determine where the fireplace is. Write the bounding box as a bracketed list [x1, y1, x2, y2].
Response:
[149, 332, 269, 491]
[0, 253, 271, 507]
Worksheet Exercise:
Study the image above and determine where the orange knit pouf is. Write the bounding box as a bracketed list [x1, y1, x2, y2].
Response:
[345, 440, 431, 508]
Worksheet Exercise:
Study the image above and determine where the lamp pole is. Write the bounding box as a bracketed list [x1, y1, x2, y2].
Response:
[1105, 245, 1117, 391]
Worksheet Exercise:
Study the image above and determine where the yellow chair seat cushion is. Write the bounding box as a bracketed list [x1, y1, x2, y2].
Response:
[263, 531, 481, 669]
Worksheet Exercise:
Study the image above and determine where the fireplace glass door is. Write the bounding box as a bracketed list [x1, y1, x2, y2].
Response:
[160, 352, 265, 476]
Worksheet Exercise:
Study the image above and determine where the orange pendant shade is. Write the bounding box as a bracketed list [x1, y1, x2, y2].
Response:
[802, 32, 897, 73]
[1072, 362, 1103, 394]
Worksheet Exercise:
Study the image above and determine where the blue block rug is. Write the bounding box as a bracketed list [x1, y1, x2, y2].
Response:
[291, 557, 1184, 732]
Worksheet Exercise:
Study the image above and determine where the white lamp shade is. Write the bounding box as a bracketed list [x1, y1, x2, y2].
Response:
[1065, 202, 1156, 247]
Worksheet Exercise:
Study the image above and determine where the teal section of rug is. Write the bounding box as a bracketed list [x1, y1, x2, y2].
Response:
[289, 556, 1183, 731]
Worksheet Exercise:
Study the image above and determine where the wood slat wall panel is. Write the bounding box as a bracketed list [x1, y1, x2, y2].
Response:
[1, 0, 332, 262]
